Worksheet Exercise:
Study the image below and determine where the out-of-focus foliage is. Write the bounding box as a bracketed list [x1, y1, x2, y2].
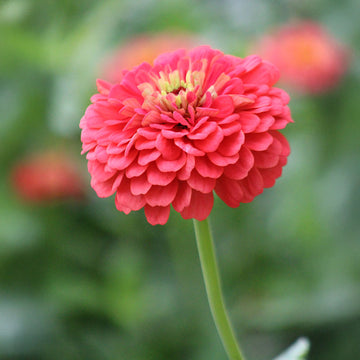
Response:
[1, 0, 359, 359]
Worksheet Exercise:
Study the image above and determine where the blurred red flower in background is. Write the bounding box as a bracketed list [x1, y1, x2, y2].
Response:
[80, 46, 292, 225]
[256, 21, 348, 94]
[11, 151, 85, 202]
[100, 33, 197, 83]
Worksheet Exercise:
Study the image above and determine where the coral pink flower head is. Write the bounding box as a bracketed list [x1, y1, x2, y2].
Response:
[12, 151, 85, 202]
[80, 45, 293, 225]
[256, 21, 348, 94]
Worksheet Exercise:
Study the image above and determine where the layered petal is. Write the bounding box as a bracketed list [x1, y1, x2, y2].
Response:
[180, 190, 214, 221]
[80, 45, 292, 225]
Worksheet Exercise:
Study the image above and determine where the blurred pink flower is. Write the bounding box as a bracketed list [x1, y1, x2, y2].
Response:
[256, 21, 348, 94]
[101, 33, 197, 83]
[80, 45, 292, 225]
[11, 151, 85, 202]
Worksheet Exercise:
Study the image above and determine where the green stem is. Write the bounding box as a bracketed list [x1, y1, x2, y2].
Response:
[193, 218, 246, 360]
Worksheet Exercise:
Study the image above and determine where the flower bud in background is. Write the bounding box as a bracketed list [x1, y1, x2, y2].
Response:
[255, 21, 348, 94]
[81, 46, 293, 225]
[100, 33, 198, 83]
[11, 151, 85, 202]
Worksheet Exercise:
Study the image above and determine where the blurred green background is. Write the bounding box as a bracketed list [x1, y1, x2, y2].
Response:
[1, 0, 360, 359]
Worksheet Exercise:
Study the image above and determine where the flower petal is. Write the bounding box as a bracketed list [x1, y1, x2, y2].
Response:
[188, 121, 217, 140]
[187, 170, 216, 193]
[217, 131, 244, 157]
[240, 167, 264, 199]
[174, 137, 205, 156]
[238, 113, 261, 133]
[138, 149, 161, 166]
[125, 161, 147, 178]
[130, 173, 152, 195]
[107, 150, 138, 170]
[259, 156, 287, 188]
[245, 132, 273, 151]
[270, 130, 291, 156]
[172, 181, 192, 212]
[156, 152, 187, 172]
[223, 146, 254, 180]
[144, 205, 170, 225]
[193, 126, 224, 153]
[177, 154, 196, 180]
[242, 60, 280, 86]
[145, 181, 178, 206]
[180, 190, 214, 221]
[254, 114, 275, 133]
[253, 151, 279, 168]
[155, 135, 182, 159]
[115, 178, 146, 213]
[147, 163, 176, 185]
[207, 152, 239, 167]
[195, 156, 223, 178]
[212, 95, 234, 118]
[215, 177, 244, 208]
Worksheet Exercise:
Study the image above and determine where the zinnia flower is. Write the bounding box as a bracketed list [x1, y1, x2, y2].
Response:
[80, 45, 292, 225]
[256, 21, 348, 94]
[101, 33, 196, 83]
[11, 151, 85, 202]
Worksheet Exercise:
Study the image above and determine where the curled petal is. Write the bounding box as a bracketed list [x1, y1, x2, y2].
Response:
[223, 146, 254, 180]
[195, 156, 223, 178]
[260, 156, 287, 188]
[174, 137, 205, 156]
[245, 132, 273, 151]
[187, 170, 216, 193]
[115, 178, 146, 213]
[220, 121, 242, 136]
[253, 151, 279, 168]
[240, 167, 264, 199]
[188, 121, 217, 140]
[212, 95, 235, 118]
[238, 113, 261, 133]
[130, 173, 152, 195]
[242, 60, 280, 86]
[91, 175, 118, 198]
[222, 77, 244, 95]
[125, 161, 147, 178]
[254, 114, 275, 133]
[147, 164, 176, 185]
[144, 205, 170, 225]
[135, 136, 157, 150]
[260, 165, 282, 188]
[172, 181, 192, 212]
[155, 135, 182, 160]
[207, 151, 239, 167]
[156, 152, 187, 172]
[193, 126, 224, 153]
[162, 128, 188, 139]
[180, 190, 214, 221]
[108, 150, 137, 170]
[145, 181, 178, 206]
[217, 131, 244, 157]
[137, 127, 159, 140]
[138, 149, 161, 166]
[215, 177, 244, 208]
[88, 160, 116, 182]
[177, 154, 195, 180]
[270, 130, 291, 156]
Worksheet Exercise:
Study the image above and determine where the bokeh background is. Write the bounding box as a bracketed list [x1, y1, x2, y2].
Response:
[1, 0, 360, 359]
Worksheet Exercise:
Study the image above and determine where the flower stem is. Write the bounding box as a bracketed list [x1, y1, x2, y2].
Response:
[193, 218, 246, 360]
